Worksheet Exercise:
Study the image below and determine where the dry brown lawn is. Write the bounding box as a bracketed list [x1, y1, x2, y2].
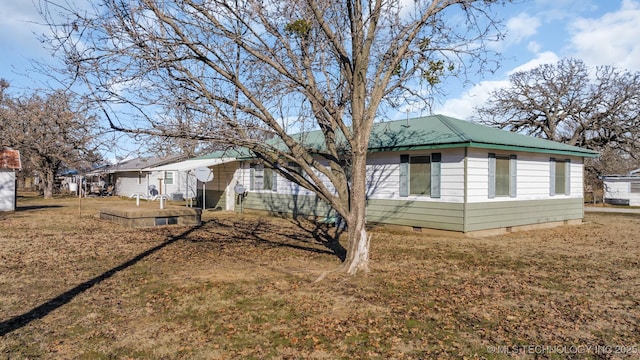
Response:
[0, 195, 639, 359]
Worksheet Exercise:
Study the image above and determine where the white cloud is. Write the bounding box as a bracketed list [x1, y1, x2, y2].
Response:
[489, 12, 541, 51]
[567, 0, 640, 71]
[508, 51, 560, 74]
[433, 79, 509, 120]
[527, 41, 542, 53]
[533, 0, 599, 22]
[505, 13, 541, 45]
[433, 51, 560, 119]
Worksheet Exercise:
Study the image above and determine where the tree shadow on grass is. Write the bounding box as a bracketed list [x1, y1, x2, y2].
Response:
[15, 205, 64, 212]
[195, 217, 347, 262]
[0, 225, 200, 336]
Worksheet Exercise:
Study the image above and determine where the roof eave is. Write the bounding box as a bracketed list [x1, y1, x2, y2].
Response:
[368, 141, 599, 157]
[468, 142, 600, 157]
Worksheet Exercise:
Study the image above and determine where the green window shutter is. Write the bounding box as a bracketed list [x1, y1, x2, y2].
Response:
[549, 158, 556, 196]
[510, 154, 517, 198]
[565, 159, 571, 195]
[431, 153, 441, 198]
[399, 155, 409, 197]
[249, 167, 255, 191]
[488, 153, 496, 199]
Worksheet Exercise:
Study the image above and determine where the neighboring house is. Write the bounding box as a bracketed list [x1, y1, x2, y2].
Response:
[600, 169, 640, 206]
[0, 149, 22, 211]
[57, 169, 82, 194]
[147, 156, 238, 209]
[164, 115, 600, 233]
[85, 155, 196, 199]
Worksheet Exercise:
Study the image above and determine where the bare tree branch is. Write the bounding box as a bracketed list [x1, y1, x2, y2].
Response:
[39, 0, 509, 274]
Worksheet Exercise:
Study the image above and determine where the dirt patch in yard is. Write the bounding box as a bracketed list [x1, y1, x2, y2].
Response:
[1, 195, 639, 359]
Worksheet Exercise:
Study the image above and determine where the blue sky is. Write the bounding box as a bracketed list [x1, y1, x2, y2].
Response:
[1, 0, 639, 150]
[432, 0, 640, 118]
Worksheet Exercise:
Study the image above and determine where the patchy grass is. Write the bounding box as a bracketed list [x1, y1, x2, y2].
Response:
[1, 194, 639, 359]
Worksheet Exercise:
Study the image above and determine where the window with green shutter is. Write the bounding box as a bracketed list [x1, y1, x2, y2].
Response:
[399, 153, 441, 198]
[250, 163, 277, 191]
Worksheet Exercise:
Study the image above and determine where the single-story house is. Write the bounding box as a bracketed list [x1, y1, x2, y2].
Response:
[84, 155, 196, 199]
[0, 149, 22, 211]
[162, 115, 599, 233]
[147, 156, 239, 209]
[600, 169, 640, 206]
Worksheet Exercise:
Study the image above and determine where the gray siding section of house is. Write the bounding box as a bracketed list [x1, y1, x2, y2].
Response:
[242, 192, 333, 218]
[366, 199, 465, 231]
[465, 198, 583, 231]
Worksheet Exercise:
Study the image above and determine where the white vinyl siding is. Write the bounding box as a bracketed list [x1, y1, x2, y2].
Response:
[244, 162, 334, 196]
[602, 178, 640, 206]
[366, 149, 464, 202]
[237, 148, 585, 206]
[467, 149, 583, 203]
[0, 171, 17, 211]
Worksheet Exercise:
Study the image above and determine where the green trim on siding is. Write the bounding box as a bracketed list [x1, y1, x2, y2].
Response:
[464, 198, 583, 232]
[366, 199, 464, 231]
[243, 192, 333, 218]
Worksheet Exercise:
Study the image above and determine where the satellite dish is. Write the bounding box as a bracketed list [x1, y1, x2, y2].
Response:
[234, 183, 246, 194]
[194, 167, 214, 182]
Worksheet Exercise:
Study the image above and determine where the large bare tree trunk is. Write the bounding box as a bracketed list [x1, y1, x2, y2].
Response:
[43, 170, 54, 199]
[342, 147, 370, 274]
[39, 0, 510, 276]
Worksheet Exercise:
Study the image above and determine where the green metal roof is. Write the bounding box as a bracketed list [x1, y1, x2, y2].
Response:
[368, 115, 599, 157]
[192, 147, 252, 160]
[195, 114, 599, 160]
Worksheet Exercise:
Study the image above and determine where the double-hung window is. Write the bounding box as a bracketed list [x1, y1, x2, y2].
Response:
[250, 163, 277, 191]
[399, 153, 441, 198]
[164, 171, 174, 185]
[488, 153, 517, 198]
[550, 158, 570, 196]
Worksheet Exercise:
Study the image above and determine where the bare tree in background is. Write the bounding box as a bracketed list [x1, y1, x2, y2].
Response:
[0, 81, 102, 198]
[475, 58, 640, 178]
[40, 0, 509, 274]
